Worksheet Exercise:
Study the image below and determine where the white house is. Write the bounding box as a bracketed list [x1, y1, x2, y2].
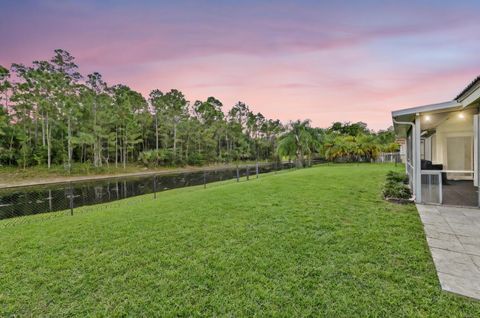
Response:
[392, 76, 480, 206]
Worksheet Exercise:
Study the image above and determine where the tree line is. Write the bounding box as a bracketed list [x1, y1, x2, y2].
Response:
[0, 49, 398, 171]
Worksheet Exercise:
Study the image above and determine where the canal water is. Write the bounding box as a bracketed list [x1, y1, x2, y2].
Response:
[0, 162, 297, 220]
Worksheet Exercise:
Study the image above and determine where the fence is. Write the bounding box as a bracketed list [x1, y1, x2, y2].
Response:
[374, 152, 403, 163]
[0, 161, 313, 228]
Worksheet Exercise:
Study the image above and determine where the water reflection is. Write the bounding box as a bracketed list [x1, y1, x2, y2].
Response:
[0, 162, 296, 220]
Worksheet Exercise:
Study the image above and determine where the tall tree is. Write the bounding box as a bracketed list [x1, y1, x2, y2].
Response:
[86, 72, 108, 167]
[29, 60, 58, 168]
[149, 89, 164, 153]
[163, 89, 188, 162]
[0, 65, 10, 111]
[193, 97, 225, 160]
[50, 49, 82, 170]
[111, 85, 145, 168]
[227, 102, 250, 160]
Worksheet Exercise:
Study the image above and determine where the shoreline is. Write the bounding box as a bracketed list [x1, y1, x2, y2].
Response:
[0, 162, 276, 189]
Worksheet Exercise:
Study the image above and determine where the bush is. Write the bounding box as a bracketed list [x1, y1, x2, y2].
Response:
[187, 153, 205, 166]
[383, 182, 411, 199]
[386, 170, 408, 184]
[33, 146, 48, 166]
[383, 170, 411, 201]
[138, 150, 157, 167]
[138, 149, 175, 167]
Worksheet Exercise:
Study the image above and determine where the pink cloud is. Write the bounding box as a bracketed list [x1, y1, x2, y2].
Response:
[2, 1, 480, 131]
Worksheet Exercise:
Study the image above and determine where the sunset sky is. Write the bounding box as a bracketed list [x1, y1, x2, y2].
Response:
[1, 0, 480, 130]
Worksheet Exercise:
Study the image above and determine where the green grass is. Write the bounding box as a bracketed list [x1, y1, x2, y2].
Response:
[1, 164, 479, 316]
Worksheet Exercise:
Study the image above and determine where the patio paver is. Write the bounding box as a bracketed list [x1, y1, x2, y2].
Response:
[417, 204, 480, 300]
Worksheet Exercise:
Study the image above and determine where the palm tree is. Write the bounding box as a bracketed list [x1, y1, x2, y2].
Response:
[276, 120, 319, 167]
[357, 134, 380, 161]
[323, 133, 346, 161]
[323, 134, 381, 162]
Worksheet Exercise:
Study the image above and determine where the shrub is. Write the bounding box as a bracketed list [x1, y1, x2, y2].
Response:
[383, 180, 412, 199]
[383, 170, 411, 201]
[138, 150, 156, 167]
[386, 170, 408, 184]
[187, 153, 205, 166]
[32, 146, 48, 166]
[138, 149, 175, 167]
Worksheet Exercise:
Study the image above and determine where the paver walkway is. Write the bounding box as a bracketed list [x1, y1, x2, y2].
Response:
[417, 204, 480, 300]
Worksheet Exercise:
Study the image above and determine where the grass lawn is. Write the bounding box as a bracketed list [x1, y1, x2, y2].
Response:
[1, 164, 479, 316]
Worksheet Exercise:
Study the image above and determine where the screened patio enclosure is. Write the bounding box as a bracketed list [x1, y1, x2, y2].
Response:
[407, 108, 477, 206]
[392, 76, 480, 207]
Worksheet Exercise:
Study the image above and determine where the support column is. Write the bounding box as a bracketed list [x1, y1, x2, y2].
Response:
[405, 146, 408, 174]
[414, 114, 422, 203]
[474, 114, 478, 188]
[477, 111, 480, 207]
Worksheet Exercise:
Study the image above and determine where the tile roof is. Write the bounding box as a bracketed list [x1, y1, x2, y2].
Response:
[455, 75, 480, 101]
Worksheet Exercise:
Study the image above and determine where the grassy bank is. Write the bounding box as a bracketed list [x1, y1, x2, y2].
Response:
[1, 164, 479, 316]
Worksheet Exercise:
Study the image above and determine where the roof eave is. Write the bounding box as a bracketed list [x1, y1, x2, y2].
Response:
[391, 100, 462, 118]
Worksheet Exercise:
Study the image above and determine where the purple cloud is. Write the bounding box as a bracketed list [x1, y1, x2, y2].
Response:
[1, 0, 480, 130]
